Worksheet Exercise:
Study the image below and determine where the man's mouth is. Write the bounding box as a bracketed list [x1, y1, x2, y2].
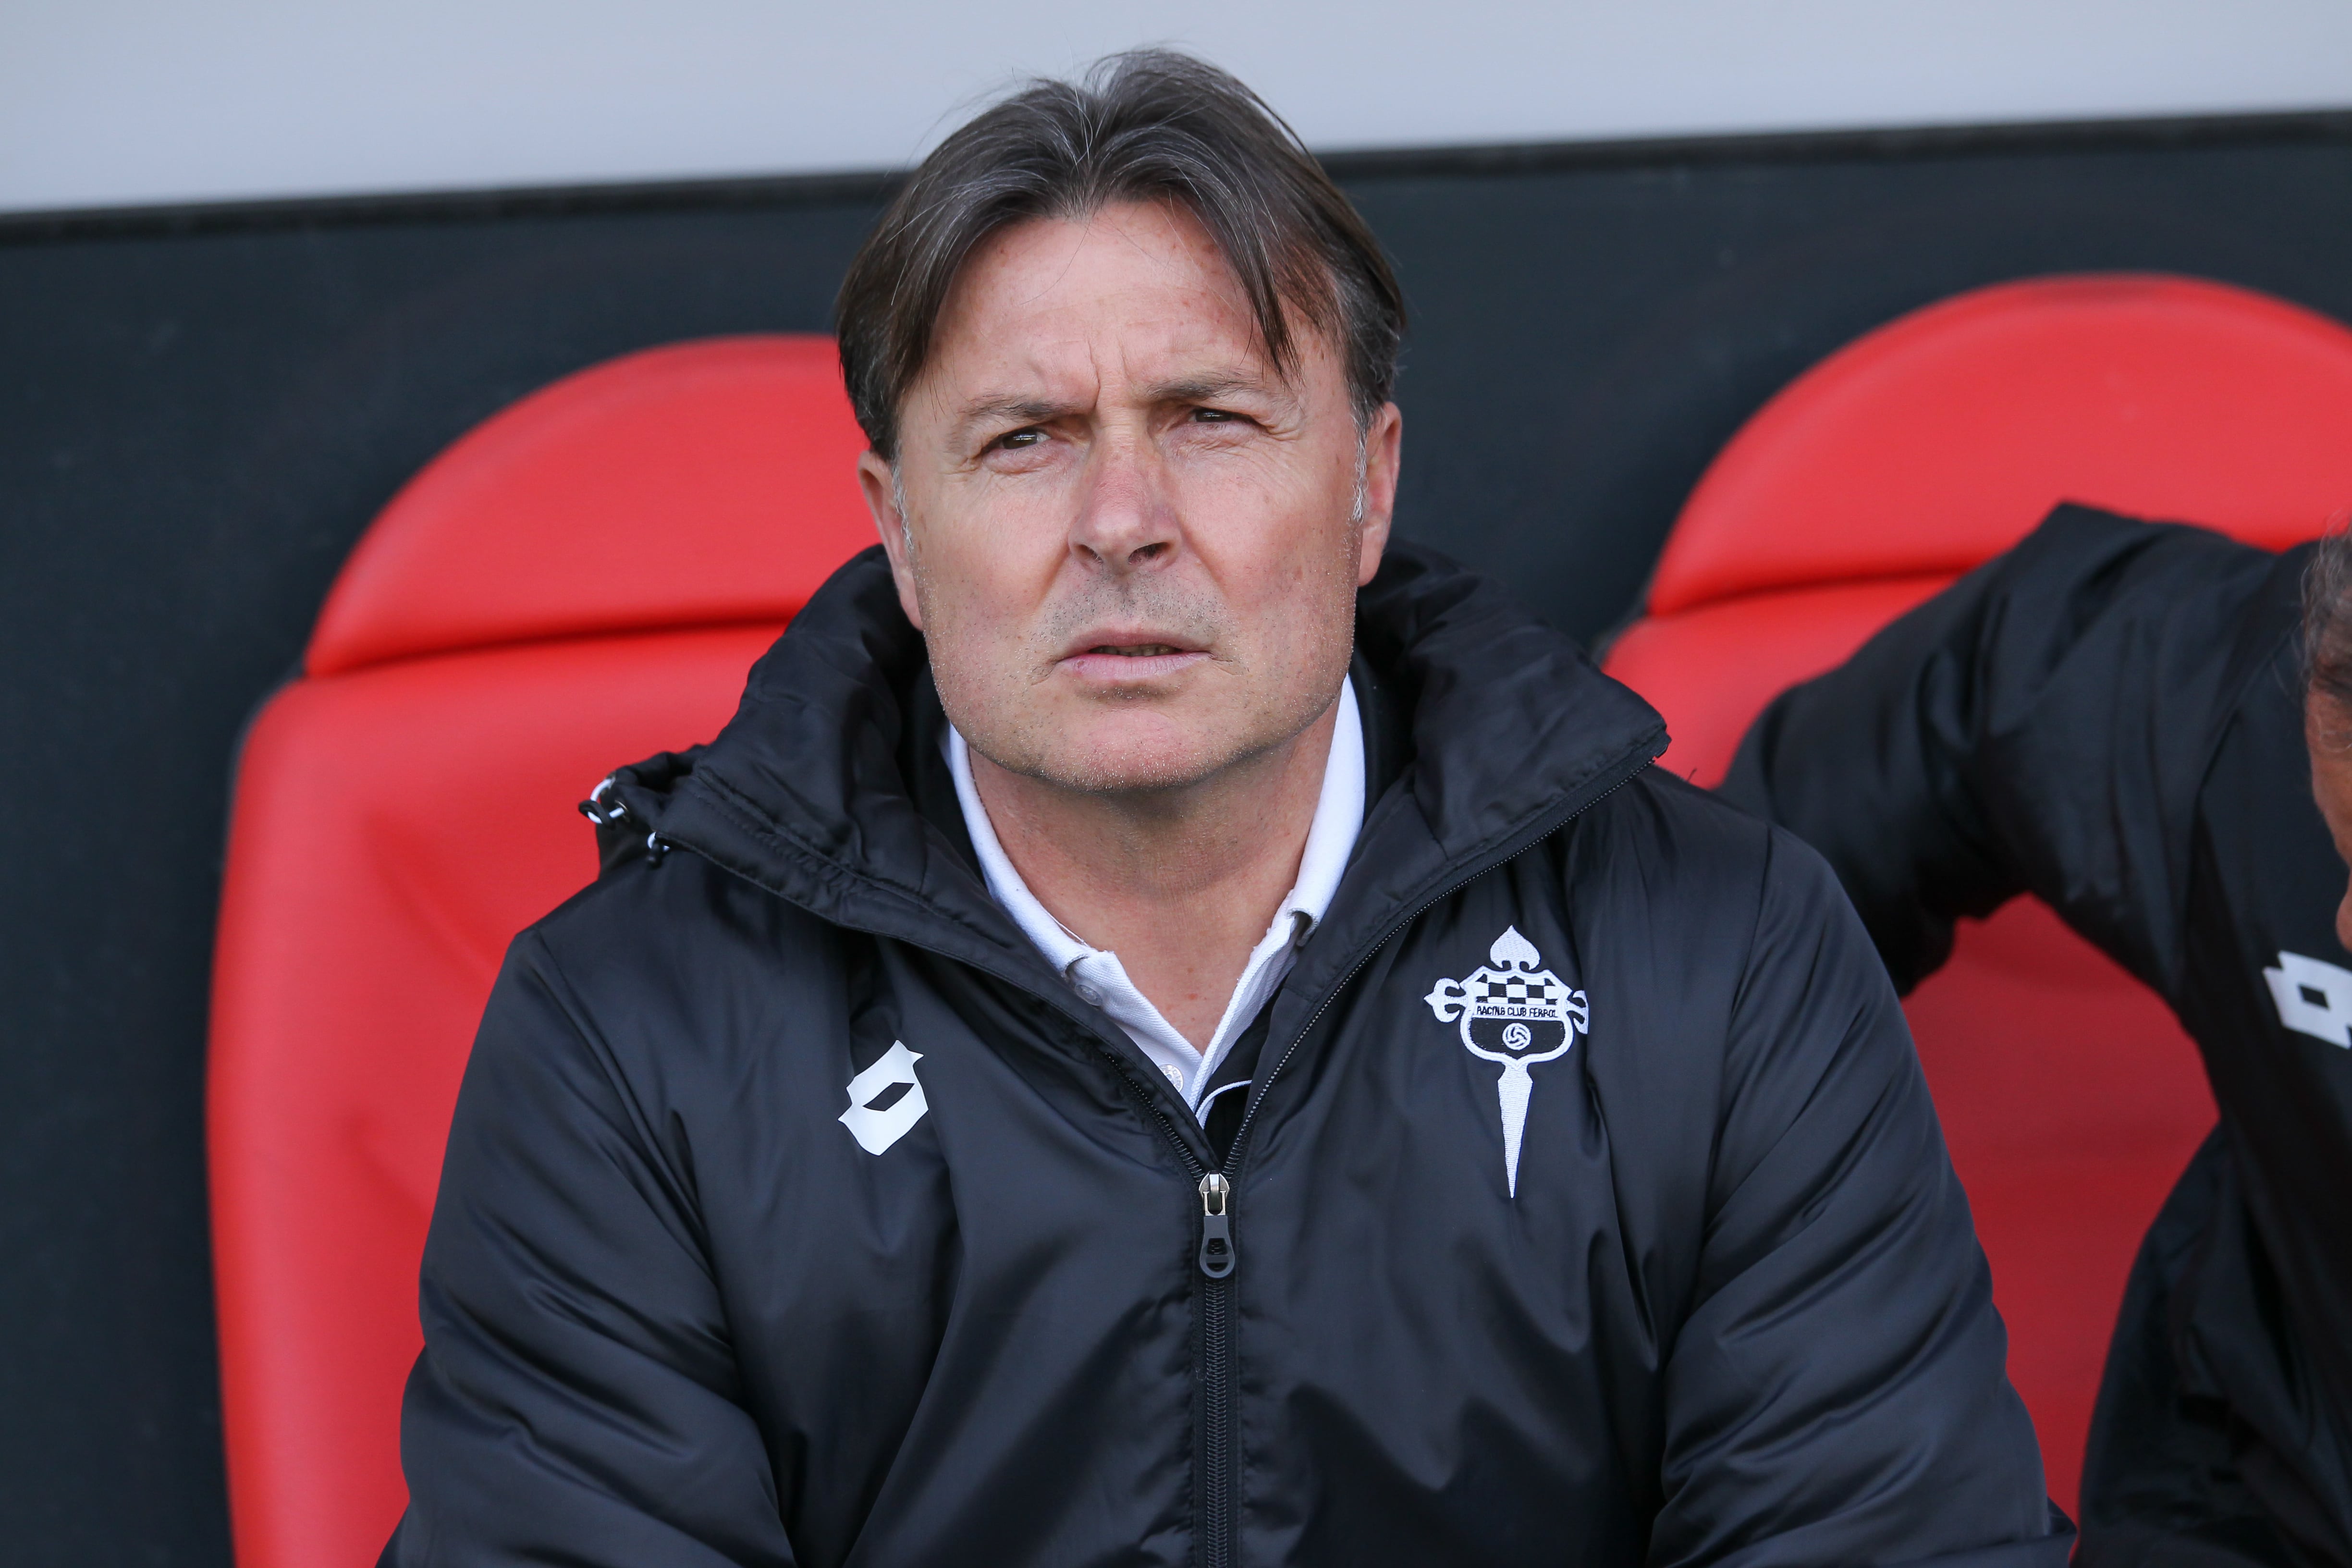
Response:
[1055, 631, 1211, 681]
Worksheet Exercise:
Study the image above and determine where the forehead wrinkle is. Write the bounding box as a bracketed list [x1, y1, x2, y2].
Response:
[922, 211, 1309, 447]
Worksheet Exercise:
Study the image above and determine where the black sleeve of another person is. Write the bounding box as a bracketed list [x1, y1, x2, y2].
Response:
[1719, 504, 2280, 1000]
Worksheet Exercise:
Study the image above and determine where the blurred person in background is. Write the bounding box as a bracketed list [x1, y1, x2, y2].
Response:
[383, 51, 2068, 1566]
[1727, 505, 2352, 1568]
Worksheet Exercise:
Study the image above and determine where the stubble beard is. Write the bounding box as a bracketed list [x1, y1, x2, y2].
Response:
[905, 455, 1367, 801]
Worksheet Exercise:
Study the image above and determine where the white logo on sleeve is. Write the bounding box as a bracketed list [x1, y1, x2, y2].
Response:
[2264, 952, 2352, 1048]
[1423, 927, 1588, 1197]
[839, 1041, 930, 1154]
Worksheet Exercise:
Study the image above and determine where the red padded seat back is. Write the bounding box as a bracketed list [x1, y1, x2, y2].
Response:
[208, 336, 875, 1568]
[1603, 274, 2352, 1509]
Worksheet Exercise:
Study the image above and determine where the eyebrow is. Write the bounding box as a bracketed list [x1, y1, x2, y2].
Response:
[1146, 371, 1273, 404]
[949, 395, 1073, 445]
[946, 369, 1292, 447]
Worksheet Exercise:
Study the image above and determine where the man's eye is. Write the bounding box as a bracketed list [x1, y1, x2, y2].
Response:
[1191, 407, 1238, 423]
[992, 429, 1046, 452]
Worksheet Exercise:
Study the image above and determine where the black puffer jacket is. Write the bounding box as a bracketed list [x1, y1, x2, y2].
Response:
[1725, 507, 2352, 1568]
[385, 543, 2065, 1567]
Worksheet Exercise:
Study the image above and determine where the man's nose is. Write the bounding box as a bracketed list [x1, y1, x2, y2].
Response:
[1067, 439, 1179, 576]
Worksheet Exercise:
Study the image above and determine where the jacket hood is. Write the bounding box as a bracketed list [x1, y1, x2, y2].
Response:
[607, 541, 1666, 989]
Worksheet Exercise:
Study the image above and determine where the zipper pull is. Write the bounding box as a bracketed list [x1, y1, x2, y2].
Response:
[1197, 1172, 1236, 1279]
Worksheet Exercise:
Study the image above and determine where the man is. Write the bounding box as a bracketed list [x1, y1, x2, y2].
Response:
[1724, 505, 2352, 1566]
[387, 52, 2066, 1565]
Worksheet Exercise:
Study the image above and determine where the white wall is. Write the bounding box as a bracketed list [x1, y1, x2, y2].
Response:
[6, 0, 2351, 216]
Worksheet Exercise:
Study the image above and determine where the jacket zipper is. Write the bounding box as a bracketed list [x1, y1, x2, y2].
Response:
[1186, 739, 1660, 1568]
[614, 732, 1661, 1568]
[1196, 1172, 1237, 1568]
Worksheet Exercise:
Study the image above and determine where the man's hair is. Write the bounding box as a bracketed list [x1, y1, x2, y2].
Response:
[834, 49, 1405, 461]
[2305, 523, 2352, 710]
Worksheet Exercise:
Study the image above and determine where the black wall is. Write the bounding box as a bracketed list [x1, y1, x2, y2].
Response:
[5, 114, 2350, 1564]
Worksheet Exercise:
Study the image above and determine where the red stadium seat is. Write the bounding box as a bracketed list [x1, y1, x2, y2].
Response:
[208, 335, 876, 1568]
[1603, 274, 2352, 1510]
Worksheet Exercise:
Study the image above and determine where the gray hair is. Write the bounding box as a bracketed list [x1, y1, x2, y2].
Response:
[2305, 525, 2352, 712]
[834, 49, 1405, 461]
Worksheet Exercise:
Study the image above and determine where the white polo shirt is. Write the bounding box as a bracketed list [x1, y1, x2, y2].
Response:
[948, 679, 1365, 1119]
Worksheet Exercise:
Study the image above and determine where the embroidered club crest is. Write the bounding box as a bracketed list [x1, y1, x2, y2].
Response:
[1423, 926, 1588, 1196]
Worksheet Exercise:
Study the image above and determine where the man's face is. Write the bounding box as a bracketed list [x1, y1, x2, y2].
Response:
[2307, 694, 2352, 952]
[861, 199, 1400, 796]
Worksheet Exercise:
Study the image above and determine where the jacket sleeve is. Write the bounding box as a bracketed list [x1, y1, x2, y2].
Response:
[381, 931, 796, 1567]
[1653, 831, 2070, 1568]
[1718, 505, 2283, 998]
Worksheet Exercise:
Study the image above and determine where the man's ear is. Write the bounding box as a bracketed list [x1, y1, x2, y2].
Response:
[857, 450, 925, 631]
[1355, 402, 1403, 587]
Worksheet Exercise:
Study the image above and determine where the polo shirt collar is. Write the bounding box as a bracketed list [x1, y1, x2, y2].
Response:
[946, 678, 1365, 1108]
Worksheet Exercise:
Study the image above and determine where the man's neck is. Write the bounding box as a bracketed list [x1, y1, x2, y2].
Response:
[967, 702, 1340, 1051]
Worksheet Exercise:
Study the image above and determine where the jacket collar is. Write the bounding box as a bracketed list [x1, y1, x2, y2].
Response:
[612, 542, 1666, 992]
